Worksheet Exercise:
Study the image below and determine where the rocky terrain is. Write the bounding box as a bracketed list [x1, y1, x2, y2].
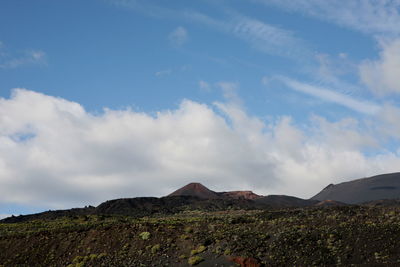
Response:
[2, 206, 400, 266]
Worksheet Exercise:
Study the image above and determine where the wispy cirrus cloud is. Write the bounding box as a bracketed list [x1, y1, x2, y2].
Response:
[254, 0, 400, 37]
[168, 26, 188, 47]
[252, 1, 400, 98]
[0, 43, 46, 69]
[278, 76, 381, 115]
[185, 10, 311, 59]
[155, 69, 172, 77]
[108, 1, 311, 60]
[232, 15, 309, 58]
[199, 80, 211, 92]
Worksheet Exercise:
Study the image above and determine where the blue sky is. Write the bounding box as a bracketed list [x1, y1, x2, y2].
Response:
[2, 0, 400, 217]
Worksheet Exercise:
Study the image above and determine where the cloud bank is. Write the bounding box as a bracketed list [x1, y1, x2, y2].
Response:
[1, 89, 400, 210]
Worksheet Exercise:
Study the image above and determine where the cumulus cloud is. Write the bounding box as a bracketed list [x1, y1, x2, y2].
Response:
[359, 39, 400, 95]
[168, 26, 188, 47]
[1, 88, 400, 210]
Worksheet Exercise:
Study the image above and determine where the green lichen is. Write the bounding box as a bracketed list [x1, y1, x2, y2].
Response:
[139, 231, 151, 240]
[188, 256, 204, 265]
[191, 245, 206, 255]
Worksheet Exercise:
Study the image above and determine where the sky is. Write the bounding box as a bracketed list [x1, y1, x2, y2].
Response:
[2, 0, 400, 218]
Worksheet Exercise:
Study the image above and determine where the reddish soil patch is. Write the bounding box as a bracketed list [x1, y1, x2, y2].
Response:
[229, 256, 260, 267]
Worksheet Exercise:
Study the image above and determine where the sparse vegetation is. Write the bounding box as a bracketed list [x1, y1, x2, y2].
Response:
[151, 244, 160, 254]
[2, 206, 400, 266]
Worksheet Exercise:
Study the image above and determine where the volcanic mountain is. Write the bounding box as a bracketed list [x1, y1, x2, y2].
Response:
[167, 182, 220, 199]
[312, 172, 400, 204]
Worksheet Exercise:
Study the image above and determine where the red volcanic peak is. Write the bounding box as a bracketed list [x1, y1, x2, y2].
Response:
[168, 182, 263, 200]
[167, 182, 220, 199]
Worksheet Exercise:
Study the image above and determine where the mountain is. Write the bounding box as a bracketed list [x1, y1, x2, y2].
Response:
[312, 172, 400, 204]
[1, 181, 341, 223]
[167, 182, 220, 199]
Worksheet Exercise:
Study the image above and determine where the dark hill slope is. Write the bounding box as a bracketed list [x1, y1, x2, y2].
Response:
[255, 195, 319, 207]
[0, 207, 96, 223]
[1, 196, 258, 223]
[96, 195, 256, 216]
[312, 172, 400, 204]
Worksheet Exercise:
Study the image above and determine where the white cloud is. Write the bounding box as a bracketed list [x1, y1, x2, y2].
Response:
[168, 26, 188, 47]
[376, 104, 400, 139]
[216, 81, 242, 105]
[279, 77, 381, 115]
[256, 0, 400, 37]
[310, 115, 377, 150]
[1, 88, 400, 210]
[359, 39, 400, 95]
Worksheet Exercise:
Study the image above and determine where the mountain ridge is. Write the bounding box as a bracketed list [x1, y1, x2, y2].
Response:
[312, 172, 400, 204]
[5, 172, 400, 223]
